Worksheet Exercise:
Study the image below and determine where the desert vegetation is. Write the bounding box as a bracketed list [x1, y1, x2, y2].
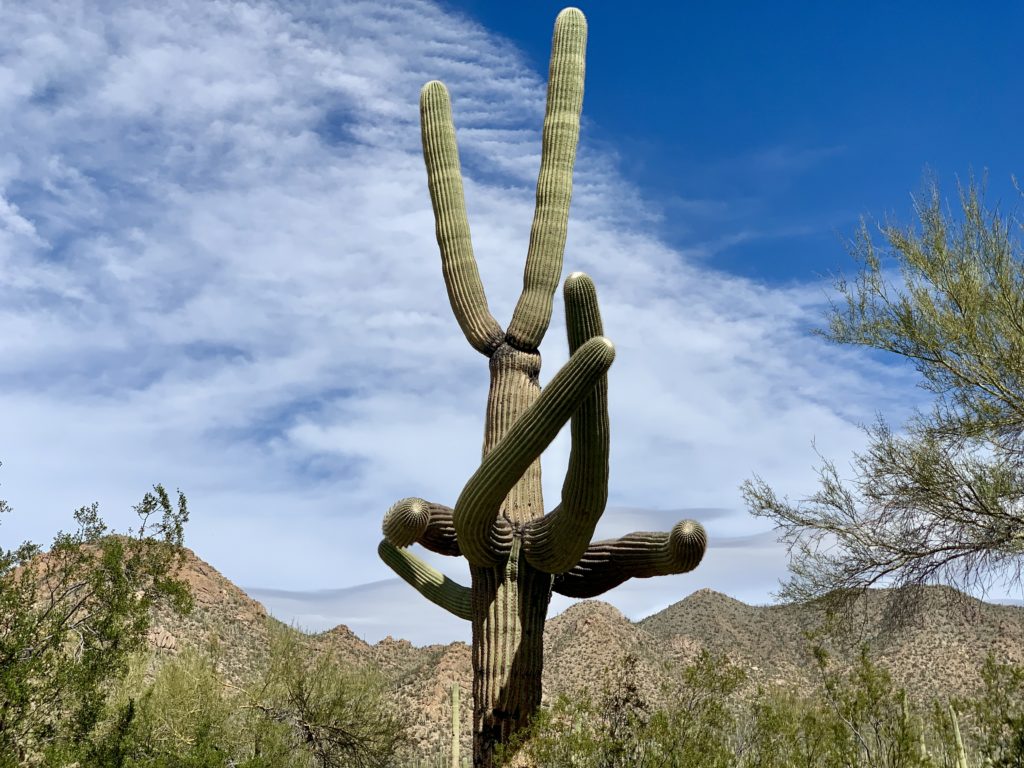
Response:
[500, 647, 1024, 768]
[0, 487, 1019, 767]
[4, 538, 1023, 768]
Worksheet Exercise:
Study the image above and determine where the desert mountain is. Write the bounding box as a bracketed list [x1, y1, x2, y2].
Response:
[144, 546, 1024, 757]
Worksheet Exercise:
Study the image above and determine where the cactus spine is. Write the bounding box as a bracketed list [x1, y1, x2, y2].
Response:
[377, 8, 707, 766]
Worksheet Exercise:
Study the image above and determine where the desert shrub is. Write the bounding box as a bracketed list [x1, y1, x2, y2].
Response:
[0, 483, 191, 766]
[72, 622, 408, 768]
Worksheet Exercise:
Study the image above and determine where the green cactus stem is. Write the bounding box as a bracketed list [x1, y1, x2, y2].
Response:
[521, 272, 609, 573]
[505, 7, 587, 353]
[452, 682, 461, 768]
[377, 540, 472, 621]
[950, 704, 969, 768]
[454, 335, 615, 567]
[552, 521, 707, 597]
[420, 81, 504, 357]
[376, 8, 707, 766]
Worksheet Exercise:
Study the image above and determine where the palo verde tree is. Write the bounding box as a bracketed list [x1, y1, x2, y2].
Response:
[376, 8, 707, 766]
[742, 179, 1024, 614]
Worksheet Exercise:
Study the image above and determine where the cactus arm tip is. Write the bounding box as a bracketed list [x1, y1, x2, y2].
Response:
[382, 497, 462, 556]
[563, 272, 603, 355]
[421, 79, 446, 97]
[382, 497, 430, 547]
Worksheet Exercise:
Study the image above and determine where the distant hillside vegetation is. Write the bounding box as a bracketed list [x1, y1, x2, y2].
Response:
[141, 546, 1024, 757]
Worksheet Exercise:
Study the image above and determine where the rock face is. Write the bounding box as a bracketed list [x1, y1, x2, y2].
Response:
[146, 626, 177, 653]
[141, 546, 1024, 757]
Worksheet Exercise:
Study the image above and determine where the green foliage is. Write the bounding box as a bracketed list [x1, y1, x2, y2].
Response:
[0, 477, 192, 765]
[247, 622, 408, 768]
[500, 650, 745, 768]
[809, 644, 926, 768]
[72, 644, 293, 768]
[740, 687, 837, 768]
[0, 464, 406, 767]
[492, 639, 1024, 768]
[646, 648, 747, 768]
[70, 623, 408, 768]
[957, 653, 1024, 767]
[741, 177, 1024, 612]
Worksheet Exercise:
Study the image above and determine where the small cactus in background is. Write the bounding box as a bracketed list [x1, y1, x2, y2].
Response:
[377, 7, 706, 766]
[950, 704, 969, 768]
[451, 682, 461, 768]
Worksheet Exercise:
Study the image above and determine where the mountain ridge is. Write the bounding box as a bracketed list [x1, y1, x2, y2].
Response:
[132, 545, 1024, 757]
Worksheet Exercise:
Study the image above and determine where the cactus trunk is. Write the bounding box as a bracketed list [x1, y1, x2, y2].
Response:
[471, 559, 549, 765]
[470, 345, 551, 765]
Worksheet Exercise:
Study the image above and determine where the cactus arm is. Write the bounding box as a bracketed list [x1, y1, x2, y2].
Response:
[421, 81, 505, 357]
[505, 8, 587, 352]
[382, 497, 461, 556]
[551, 520, 707, 598]
[377, 539, 473, 621]
[522, 272, 609, 573]
[455, 335, 616, 567]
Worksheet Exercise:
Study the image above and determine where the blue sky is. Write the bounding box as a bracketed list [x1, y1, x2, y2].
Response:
[0, 1, 1020, 646]
[442, 1, 1024, 285]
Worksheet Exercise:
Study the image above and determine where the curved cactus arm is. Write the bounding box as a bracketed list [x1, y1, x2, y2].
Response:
[382, 497, 461, 556]
[377, 539, 473, 621]
[421, 80, 505, 357]
[551, 520, 707, 598]
[455, 335, 616, 567]
[522, 272, 609, 573]
[506, 8, 587, 352]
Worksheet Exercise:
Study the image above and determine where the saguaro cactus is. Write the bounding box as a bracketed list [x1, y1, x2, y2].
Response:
[377, 7, 707, 766]
[451, 682, 461, 768]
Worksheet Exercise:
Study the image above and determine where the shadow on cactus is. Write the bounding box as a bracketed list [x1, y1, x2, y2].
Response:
[376, 7, 707, 766]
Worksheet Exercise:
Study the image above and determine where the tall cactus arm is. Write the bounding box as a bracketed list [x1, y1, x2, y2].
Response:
[382, 497, 462, 556]
[421, 81, 505, 357]
[550, 520, 707, 598]
[455, 335, 616, 567]
[378, 539, 473, 621]
[522, 272, 609, 572]
[506, 8, 587, 352]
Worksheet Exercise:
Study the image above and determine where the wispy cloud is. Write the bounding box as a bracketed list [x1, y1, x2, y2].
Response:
[0, 0, 986, 646]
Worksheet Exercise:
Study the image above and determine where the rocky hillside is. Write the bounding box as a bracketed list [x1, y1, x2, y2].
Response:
[142, 547, 1024, 758]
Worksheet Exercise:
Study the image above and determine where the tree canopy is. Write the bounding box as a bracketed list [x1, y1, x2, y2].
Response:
[742, 179, 1024, 613]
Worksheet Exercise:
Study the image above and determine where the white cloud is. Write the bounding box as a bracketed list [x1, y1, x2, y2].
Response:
[1, 0, 1002, 646]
